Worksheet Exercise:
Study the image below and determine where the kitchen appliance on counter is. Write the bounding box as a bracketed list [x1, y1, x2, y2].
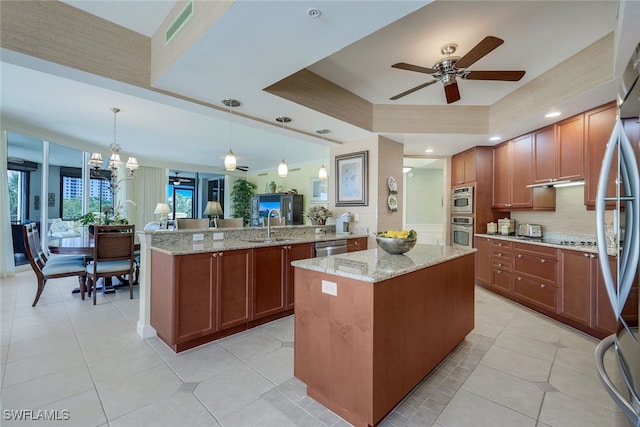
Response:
[517, 223, 542, 238]
[335, 212, 352, 235]
[497, 218, 515, 235]
[594, 39, 639, 426]
[451, 216, 473, 249]
[451, 186, 473, 213]
[487, 222, 497, 234]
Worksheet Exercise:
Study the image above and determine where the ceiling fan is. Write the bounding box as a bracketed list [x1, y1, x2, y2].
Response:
[172, 171, 191, 185]
[390, 36, 525, 104]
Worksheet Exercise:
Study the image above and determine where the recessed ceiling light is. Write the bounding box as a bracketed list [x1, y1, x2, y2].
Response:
[425, 149, 434, 153]
[545, 111, 561, 118]
[489, 136, 501, 141]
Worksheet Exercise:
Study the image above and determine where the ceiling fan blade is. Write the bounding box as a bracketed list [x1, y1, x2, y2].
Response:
[390, 80, 438, 100]
[444, 82, 461, 104]
[237, 166, 249, 172]
[464, 70, 525, 81]
[391, 62, 436, 74]
[455, 36, 504, 69]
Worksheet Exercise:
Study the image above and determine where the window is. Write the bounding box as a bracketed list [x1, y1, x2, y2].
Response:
[169, 184, 194, 219]
[7, 169, 28, 222]
[60, 168, 112, 220]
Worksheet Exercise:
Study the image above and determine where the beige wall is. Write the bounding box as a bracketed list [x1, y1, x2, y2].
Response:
[510, 185, 613, 236]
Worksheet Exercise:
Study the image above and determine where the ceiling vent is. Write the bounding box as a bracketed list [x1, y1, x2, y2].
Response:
[165, 0, 194, 46]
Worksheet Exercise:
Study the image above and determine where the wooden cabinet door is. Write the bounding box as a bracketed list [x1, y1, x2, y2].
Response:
[474, 237, 492, 287]
[584, 102, 617, 208]
[510, 134, 533, 208]
[216, 249, 252, 329]
[533, 126, 555, 184]
[492, 142, 511, 208]
[286, 243, 314, 309]
[559, 250, 593, 326]
[347, 237, 368, 252]
[555, 114, 584, 181]
[175, 253, 216, 343]
[451, 152, 466, 186]
[463, 149, 477, 183]
[252, 246, 285, 319]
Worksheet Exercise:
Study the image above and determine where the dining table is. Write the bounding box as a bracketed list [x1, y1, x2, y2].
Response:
[48, 230, 140, 294]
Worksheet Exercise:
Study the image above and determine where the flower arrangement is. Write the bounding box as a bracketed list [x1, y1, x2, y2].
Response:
[305, 206, 332, 225]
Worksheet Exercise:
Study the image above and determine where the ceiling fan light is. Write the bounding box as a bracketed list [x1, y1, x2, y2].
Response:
[278, 159, 288, 177]
[224, 150, 237, 171]
[318, 164, 327, 181]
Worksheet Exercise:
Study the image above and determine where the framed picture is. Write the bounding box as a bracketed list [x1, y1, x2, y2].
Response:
[309, 177, 328, 202]
[335, 151, 368, 206]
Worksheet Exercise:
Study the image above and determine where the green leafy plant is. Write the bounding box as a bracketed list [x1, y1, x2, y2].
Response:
[231, 179, 257, 226]
[77, 212, 98, 226]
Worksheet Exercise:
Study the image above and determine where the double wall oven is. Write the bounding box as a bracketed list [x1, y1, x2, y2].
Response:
[451, 186, 474, 248]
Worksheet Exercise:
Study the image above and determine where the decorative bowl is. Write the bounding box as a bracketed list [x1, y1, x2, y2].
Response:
[375, 236, 417, 254]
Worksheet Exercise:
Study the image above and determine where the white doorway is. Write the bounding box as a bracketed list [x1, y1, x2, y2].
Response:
[402, 158, 446, 245]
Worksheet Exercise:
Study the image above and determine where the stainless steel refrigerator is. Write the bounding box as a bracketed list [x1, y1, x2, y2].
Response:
[595, 41, 640, 426]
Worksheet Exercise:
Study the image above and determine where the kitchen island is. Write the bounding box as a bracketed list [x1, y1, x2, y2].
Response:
[292, 244, 476, 427]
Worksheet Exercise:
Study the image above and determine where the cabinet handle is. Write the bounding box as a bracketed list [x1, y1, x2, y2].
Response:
[496, 270, 501, 274]
[518, 254, 523, 258]
[219, 252, 223, 257]
[584, 253, 590, 257]
[213, 253, 218, 258]
[518, 277, 522, 281]
[498, 263, 502, 267]
[498, 243, 503, 246]
[540, 284, 546, 288]
[540, 259, 546, 263]
[498, 253, 502, 257]
[590, 254, 596, 258]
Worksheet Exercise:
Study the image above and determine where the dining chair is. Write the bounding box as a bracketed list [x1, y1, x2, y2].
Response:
[28, 222, 87, 265]
[23, 224, 88, 307]
[214, 218, 244, 228]
[85, 225, 135, 305]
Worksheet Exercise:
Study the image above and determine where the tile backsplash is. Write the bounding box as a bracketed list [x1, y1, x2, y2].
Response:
[510, 185, 613, 236]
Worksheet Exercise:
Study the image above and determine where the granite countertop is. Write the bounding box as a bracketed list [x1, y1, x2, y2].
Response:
[150, 232, 368, 255]
[474, 233, 617, 256]
[291, 244, 476, 283]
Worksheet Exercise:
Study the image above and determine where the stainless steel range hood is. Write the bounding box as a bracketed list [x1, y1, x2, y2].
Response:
[526, 179, 585, 188]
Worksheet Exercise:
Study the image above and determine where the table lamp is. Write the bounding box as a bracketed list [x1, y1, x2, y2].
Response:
[203, 201, 223, 226]
[154, 202, 171, 224]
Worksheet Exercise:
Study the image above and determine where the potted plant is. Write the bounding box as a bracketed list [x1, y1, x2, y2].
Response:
[305, 206, 332, 225]
[231, 179, 257, 226]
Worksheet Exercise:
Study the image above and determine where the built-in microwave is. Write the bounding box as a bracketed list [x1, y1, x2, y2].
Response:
[451, 186, 473, 214]
[451, 216, 474, 249]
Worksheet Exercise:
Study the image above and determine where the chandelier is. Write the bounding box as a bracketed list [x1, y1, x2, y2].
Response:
[88, 107, 139, 195]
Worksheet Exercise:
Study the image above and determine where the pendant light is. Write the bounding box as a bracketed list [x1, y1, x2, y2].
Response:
[222, 99, 240, 171]
[316, 129, 329, 181]
[276, 116, 291, 177]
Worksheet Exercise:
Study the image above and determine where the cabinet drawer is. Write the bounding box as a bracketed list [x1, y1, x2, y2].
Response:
[513, 243, 558, 259]
[492, 248, 512, 262]
[492, 259, 512, 272]
[514, 253, 558, 282]
[492, 269, 512, 292]
[513, 276, 557, 312]
[492, 240, 513, 250]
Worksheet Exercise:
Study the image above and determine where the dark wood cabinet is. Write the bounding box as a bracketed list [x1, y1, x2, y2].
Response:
[555, 114, 585, 181]
[510, 134, 534, 208]
[252, 246, 286, 319]
[216, 249, 252, 329]
[559, 249, 593, 326]
[451, 148, 477, 185]
[532, 125, 556, 184]
[285, 243, 314, 310]
[592, 256, 639, 335]
[346, 237, 368, 252]
[490, 239, 513, 295]
[512, 243, 559, 313]
[474, 237, 492, 287]
[584, 102, 617, 208]
[492, 142, 511, 208]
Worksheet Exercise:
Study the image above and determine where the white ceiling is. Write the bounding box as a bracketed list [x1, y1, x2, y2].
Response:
[2, 0, 637, 174]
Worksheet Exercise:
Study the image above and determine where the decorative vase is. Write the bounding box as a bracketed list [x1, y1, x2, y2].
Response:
[269, 181, 277, 193]
[311, 218, 326, 225]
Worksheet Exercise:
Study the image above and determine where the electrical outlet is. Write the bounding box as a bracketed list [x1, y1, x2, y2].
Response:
[213, 232, 224, 240]
[192, 233, 204, 241]
[321, 280, 338, 296]
[353, 213, 360, 221]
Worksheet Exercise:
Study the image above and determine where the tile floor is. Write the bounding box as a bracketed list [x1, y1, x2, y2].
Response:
[0, 269, 626, 426]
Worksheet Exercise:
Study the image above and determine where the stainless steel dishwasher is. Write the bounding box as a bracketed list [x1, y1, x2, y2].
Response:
[314, 239, 348, 257]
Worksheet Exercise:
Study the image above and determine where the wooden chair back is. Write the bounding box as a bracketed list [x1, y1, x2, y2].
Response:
[177, 218, 209, 229]
[214, 218, 244, 228]
[23, 223, 45, 272]
[93, 225, 135, 263]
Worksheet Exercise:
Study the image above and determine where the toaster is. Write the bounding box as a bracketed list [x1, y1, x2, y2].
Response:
[517, 223, 543, 238]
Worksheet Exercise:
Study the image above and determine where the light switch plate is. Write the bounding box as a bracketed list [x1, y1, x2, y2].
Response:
[213, 232, 224, 240]
[192, 233, 204, 241]
[321, 280, 338, 296]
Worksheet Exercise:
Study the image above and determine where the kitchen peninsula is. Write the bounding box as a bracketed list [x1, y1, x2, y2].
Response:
[291, 244, 476, 427]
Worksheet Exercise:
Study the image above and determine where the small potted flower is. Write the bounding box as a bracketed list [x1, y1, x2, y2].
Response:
[305, 206, 332, 225]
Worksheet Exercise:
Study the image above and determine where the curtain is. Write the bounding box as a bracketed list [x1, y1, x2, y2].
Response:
[132, 166, 166, 234]
[0, 131, 16, 278]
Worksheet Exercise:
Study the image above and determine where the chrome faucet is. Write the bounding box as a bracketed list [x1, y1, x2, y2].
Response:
[266, 209, 282, 240]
